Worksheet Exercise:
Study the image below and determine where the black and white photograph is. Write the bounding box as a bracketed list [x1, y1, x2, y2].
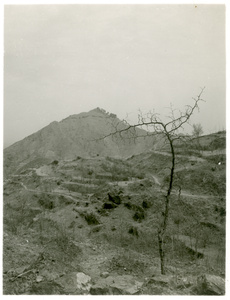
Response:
[2, 0, 228, 296]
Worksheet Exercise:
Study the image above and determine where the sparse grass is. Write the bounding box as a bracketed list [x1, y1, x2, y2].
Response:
[106, 250, 149, 275]
[166, 167, 226, 196]
[3, 133, 226, 295]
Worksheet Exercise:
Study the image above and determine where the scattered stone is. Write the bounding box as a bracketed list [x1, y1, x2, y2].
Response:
[36, 275, 44, 283]
[76, 272, 92, 292]
[56, 272, 92, 294]
[196, 274, 225, 295]
[14, 265, 29, 276]
[176, 276, 195, 288]
[90, 283, 110, 295]
[90, 275, 143, 295]
[100, 272, 109, 278]
[148, 275, 174, 286]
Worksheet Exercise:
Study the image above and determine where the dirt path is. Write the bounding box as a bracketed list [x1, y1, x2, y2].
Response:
[148, 173, 219, 199]
[19, 182, 83, 203]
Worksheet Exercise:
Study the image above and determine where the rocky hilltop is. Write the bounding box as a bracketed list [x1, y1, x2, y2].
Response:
[4, 108, 158, 174]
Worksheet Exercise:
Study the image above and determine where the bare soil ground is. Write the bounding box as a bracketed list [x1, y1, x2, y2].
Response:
[3, 144, 226, 295]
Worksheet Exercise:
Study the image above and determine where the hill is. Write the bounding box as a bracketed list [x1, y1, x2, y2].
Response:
[3, 110, 226, 295]
[4, 108, 159, 175]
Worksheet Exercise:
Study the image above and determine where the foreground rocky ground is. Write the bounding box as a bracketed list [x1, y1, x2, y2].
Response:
[3, 140, 226, 295]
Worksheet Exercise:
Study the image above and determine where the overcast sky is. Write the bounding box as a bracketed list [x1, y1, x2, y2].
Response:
[4, 4, 226, 147]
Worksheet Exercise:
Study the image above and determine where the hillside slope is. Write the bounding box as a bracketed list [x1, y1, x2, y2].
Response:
[4, 108, 158, 174]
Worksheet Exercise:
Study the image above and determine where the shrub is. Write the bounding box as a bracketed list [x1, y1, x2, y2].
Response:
[124, 202, 132, 209]
[142, 200, 152, 209]
[38, 196, 54, 209]
[97, 208, 109, 216]
[84, 212, 100, 225]
[103, 202, 117, 209]
[128, 226, 139, 237]
[108, 193, 121, 205]
[133, 211, 145, 222]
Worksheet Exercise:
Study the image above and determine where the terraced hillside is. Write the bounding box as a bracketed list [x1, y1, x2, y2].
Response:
[3, 131, 226, 295]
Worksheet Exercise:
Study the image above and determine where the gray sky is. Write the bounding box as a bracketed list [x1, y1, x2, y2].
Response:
[4, 4, 226, 147]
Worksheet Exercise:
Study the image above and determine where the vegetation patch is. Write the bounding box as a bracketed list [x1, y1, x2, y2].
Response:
[133, 211, 145, 222]
[128, 226, 139, 237]
[84, 212, 100, 225]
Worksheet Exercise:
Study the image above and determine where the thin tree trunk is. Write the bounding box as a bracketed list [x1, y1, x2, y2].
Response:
[158, 137, 175, 275]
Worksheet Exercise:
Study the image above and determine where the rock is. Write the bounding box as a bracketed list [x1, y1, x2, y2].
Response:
[196, 274, 225, 295]
[14, 265, 30, 276]
[148, 275, 174, 286]
[176, 276, 195, 288]
[100, 272, 109, 278]
[90, 284, 110, 295]
[90, 275, 143, 295]
[76, 272, 92, 291]
[36, 275, 44, 283]
[56, 272, 92, 294]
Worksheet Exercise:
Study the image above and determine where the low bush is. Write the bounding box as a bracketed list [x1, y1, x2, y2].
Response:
[103, 202, 117, 209]
[133, 211, 145, 222]
[84, 212, 100, 225]
[142, 200, 152, 209]
[128, 226, 139, 237]
[38, 193, 54, 209]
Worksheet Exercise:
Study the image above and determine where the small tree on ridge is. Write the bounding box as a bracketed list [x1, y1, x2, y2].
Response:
[100, 87, 205, 274]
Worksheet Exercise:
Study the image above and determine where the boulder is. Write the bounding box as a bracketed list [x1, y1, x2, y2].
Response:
[36, 275, 44, 283]
[90, 275, 143, 295]
[100, 272, 110, 278]
[196, 274, 225, 295]
[56, 272, 92, 294]
[76, 272, 92, 291]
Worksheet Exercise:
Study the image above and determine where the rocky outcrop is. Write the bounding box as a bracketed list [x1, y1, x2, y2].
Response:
[90, 275, 144, 295]
[196, 274, 225, 295]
